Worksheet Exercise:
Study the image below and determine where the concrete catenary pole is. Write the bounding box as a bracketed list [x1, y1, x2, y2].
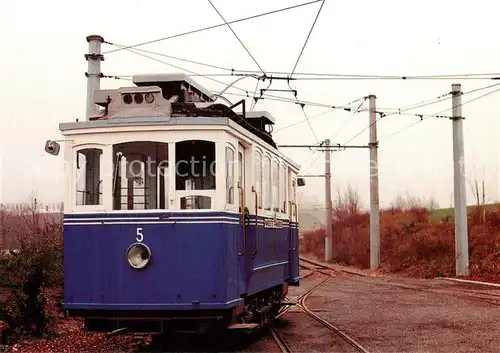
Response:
[324, 139, 333, 262]
[85, 35, 104, 120]
[368, 94, 380, 270]
[451, 83, 470, 276]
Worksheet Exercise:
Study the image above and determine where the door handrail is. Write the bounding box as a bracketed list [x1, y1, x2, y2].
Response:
[291, 202, 297, 251]
[251, 186, 259, 258]
[237, 183, 246, 256]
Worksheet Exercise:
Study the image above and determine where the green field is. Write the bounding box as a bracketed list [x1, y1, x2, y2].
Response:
[430, 203, 500, 221]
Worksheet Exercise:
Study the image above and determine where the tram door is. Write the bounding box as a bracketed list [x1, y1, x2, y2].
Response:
[237, 143, 252, 293]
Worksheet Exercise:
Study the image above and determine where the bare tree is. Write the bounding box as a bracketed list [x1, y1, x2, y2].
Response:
[390, 191, 439, 211]
[333, 183, 361, 215]
[467, 164, 487, 224]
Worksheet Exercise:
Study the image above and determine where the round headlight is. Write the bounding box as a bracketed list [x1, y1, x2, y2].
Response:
[145, 93, 154, 103]
[126, 243, 152, 269]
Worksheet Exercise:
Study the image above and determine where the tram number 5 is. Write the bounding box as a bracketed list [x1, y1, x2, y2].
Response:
[136, 227, 144, 242]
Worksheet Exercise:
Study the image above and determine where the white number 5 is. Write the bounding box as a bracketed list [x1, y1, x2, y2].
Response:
[136, 227, 144, 242]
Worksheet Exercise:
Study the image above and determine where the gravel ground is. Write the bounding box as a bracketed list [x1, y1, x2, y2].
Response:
[274, 311, 356, 352]
[306, 275, 500, 353]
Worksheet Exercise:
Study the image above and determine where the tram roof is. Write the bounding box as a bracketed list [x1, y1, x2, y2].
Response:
[133, 73, 214, 102]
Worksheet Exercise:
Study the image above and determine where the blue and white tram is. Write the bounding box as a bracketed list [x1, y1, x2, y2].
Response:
[45, 70, 305, 335]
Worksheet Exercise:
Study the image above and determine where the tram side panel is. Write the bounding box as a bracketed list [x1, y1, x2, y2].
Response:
[63, 213, 239, 313]
[244, 216, 293, 296]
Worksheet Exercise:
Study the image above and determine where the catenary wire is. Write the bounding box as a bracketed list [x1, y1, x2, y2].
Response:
[290, 0, 326, 78]
[102, 0, 322, 54]
[285, 80, 319, 143]
[206, 0, 267, 76]
[378, 85, 500, 143]
[298, 98, 365, 171]
[273, 96, 365, 133]
[108, 43, 256, 95]
[341, 82, 500, 145]
[297, 83, 500, 171]
[101, 47, 500, 81]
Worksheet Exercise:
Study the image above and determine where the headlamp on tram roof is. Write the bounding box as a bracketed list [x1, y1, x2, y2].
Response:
[145, 93, 155, 103]
[126, 243, 152, 269]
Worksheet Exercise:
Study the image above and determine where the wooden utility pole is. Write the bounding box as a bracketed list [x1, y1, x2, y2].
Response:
[324, 139, 333, 262]
[451, 83, 470, 276]
[368, 94, 380, 270]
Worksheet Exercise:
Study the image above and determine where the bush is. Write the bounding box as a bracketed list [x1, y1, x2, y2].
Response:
[300, 204, 500, 282]
[0, 206, 63, 341]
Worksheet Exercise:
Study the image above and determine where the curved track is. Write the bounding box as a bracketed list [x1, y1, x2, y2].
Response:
[270, 256, 500, 352]
[272, 261, 370, 353]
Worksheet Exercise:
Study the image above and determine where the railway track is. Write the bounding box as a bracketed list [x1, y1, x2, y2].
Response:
[271, 256, 500, 353]
[300, 256, 500, 306]
[272, 262, 370, 353]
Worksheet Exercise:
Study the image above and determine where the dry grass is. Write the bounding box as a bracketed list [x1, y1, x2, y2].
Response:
[300, 204, 500, 283]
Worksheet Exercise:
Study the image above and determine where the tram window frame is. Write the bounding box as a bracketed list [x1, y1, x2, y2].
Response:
[263, 154, 271, 211]
[272, 159, 279, 212]
[225, 145, 235, 205]
[75, 147, 104, 206]
[254, 149, 263, 209]
[280, 164, 286, 214]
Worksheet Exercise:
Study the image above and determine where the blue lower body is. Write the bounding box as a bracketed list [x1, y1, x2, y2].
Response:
[62, 211, 299, 315]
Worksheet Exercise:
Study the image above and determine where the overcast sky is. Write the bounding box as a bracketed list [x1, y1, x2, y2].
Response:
[1, 0, 499, 209]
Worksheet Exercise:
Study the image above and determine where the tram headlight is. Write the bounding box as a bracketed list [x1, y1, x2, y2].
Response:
[126, 243, 152, 269]
[144, 93, 155, 103]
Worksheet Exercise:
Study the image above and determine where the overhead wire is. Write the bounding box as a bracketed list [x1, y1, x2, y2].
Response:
[378, 84, 500, 143]
[273, 96, 366, 136]
[106, 46, 234, 73]
[298, 83, 500, 174]
[102, 0, 322, 54]
[330, 97, 367, 141]
[101, 47, 500, 82]
[290, 0, 326, 78]
[107, 43, 256, 95]
[298, 97, 366, 172]
[285, 79, 319, 143]
[206, 0, 267, 76]
[284, 0, 326, 142]
[105, 47, 500, 81]
[341, 82, 500, 146]
[104, 44, 378, 116]
[220, 70, 500, 80]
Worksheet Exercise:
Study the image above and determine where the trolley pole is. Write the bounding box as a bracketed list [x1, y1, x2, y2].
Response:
[85, 35, 104, 120]
[324, 139, 333, 262]
[451, 83, 469, 276]
[368, 94, 380, 270]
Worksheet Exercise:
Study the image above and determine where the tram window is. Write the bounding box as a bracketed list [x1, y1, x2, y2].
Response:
[288, 173, 296, 212]
[263, 155, 271, 211]
[75, 148, 103, 206]
[225, 146, 235, 204]
[175, 140, 215, 191]
[254, 150, 263, 209]
[280, 165, 286, 213]
[181, 195, 211, 210]
[112, 141, 168, 210]
[272, 160, 279, 212]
